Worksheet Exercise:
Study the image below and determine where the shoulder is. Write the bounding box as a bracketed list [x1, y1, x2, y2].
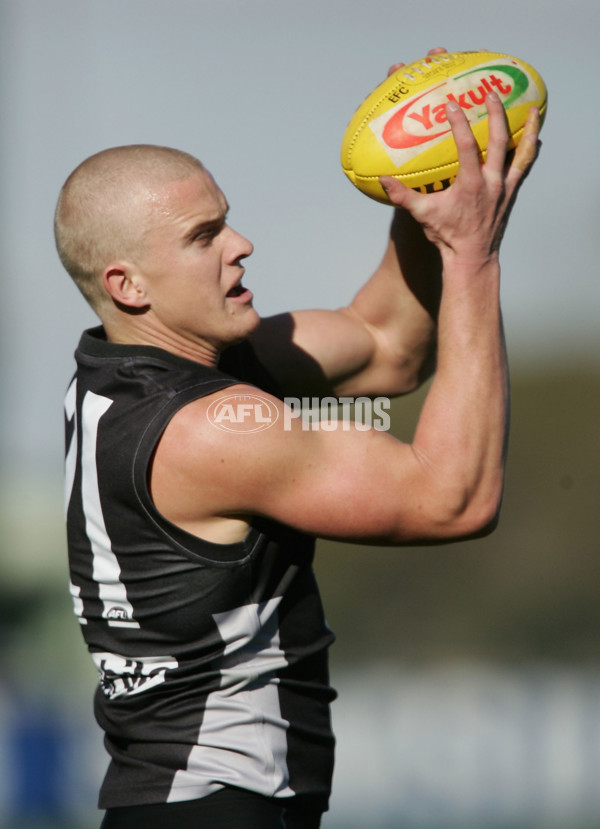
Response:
[152, 383, 323, 507]
[149, 383, 309, 540]
[158, 383, 293, 459]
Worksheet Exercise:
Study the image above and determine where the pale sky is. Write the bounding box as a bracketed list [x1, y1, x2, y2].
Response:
[1, 0, 599, 476]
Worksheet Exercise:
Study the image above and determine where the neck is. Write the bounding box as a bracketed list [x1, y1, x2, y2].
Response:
[102, 313, 221, 367]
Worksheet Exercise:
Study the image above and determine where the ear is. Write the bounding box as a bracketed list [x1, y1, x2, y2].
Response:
[102, 262, 150, 310]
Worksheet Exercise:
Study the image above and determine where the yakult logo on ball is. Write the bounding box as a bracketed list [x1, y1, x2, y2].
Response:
[369, 59, 539, 167]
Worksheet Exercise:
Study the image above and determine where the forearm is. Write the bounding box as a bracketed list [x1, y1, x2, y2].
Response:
[372, 98, 540, 538]
[343, 208, 441, 395]
[409, 255, 509, 534]
[352, 209, 441, 337]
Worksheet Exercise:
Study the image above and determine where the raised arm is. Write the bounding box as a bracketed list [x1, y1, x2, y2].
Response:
[151, 99, 540, 546]
[250, 204, 441, 399]
[251, 50, 449, 400]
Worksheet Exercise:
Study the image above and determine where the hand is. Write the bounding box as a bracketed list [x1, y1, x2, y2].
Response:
[379, 95, 541, 264]
[386, 47, 448, 77]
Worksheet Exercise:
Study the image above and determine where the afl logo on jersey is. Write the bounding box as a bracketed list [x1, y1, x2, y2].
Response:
[104, 605, 138, 628]
[107, 607, 130, 621]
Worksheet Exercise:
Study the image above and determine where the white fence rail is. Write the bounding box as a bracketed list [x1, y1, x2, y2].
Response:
[2, 663, 600, 827]
[328, 664, 600, 827]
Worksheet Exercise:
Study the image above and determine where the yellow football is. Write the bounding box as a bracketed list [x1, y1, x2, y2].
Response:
[341, 50, 547, 204]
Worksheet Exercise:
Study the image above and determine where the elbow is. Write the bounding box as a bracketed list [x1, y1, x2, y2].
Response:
[460, 502, 502, 540]
[403, 483, 504, 545]
[438, 489, 504, 542]
[393, 341, 437, 396]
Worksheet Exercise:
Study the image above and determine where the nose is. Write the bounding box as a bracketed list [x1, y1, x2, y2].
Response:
[226, 226, 254, 264]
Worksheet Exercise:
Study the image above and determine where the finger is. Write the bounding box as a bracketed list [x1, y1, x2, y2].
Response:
[445, 101, 481, 183]
[503, 108, 541, 195]
[388, 48, 447, 77]
[387, 62, 406, 76]
[379, 176, 422, 212]
[510, 107, 540, 173]
[483, 92, 510, 173]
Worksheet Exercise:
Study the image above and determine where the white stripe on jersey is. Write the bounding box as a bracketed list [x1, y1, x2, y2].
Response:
[81, 391, 139, 629]
[167, 597, 294, 802]
[65, 380, 87, 625]
[69, 580, 87, 625]
[64, 378, 78, 515]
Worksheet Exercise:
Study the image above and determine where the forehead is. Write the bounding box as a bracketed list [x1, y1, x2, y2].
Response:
[149, 168, 227, 231]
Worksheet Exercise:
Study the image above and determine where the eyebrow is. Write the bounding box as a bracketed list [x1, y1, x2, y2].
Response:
[183, 205, 230, 245]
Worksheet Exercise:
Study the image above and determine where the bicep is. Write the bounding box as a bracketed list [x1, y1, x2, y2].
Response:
[244, 423, 424, 543]
[251, 308, 380, 398]
[163, 388, 451, 545]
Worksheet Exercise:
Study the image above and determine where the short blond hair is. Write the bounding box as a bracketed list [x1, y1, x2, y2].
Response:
[54, 144, 204, 309]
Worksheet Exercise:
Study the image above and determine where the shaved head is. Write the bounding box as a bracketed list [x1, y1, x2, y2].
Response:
[54, 144, 205, 309]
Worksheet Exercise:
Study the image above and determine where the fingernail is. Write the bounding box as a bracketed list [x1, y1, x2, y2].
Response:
[446, 100, 459, 112]
[488, 91, 499, 102]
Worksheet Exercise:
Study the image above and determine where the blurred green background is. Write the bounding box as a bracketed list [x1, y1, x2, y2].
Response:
[318, 367, 600, 668]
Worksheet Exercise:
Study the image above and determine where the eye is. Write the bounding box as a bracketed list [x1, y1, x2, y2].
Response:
[193, 221, 225, 245]
[193, 227, 218, 244]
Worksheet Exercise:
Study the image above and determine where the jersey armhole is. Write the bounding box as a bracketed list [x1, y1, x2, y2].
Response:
[132, 378, 264, 566]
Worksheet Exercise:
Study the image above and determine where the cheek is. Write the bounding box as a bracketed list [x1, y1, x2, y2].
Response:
[148, 252, 224, 313]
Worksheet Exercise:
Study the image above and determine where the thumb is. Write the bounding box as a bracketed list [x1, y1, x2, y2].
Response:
[379, 176, 419, 211]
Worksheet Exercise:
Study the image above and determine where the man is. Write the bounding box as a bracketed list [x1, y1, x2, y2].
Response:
[56, 51, 540, 828]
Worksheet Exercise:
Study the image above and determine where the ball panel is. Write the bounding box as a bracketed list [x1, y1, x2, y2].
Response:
[341, 51, 547, 204]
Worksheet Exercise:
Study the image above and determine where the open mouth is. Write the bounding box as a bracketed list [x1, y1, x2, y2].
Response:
[226, 283, 246, 297]
[226, 280, 252, 300]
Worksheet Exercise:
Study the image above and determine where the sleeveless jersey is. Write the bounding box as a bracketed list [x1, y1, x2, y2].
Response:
[64, 327, 336, 811]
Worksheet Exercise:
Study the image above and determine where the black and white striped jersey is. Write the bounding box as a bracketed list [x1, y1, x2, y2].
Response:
[64, 327, 336, 811]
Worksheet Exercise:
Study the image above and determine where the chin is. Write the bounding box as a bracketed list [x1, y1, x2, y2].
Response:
[223, 307, 261, 346]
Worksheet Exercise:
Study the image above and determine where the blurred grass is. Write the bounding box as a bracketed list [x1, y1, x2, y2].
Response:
[315, 364, 600, 667]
